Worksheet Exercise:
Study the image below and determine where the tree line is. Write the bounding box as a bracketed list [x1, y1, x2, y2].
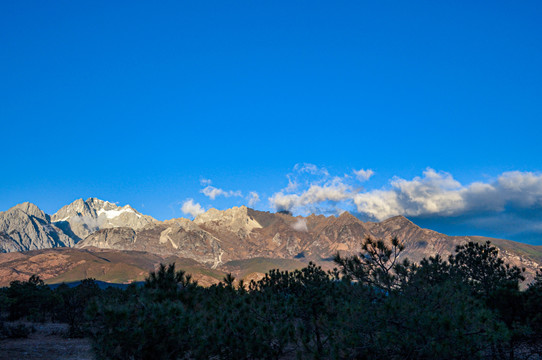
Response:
[1, 238, 542, 359]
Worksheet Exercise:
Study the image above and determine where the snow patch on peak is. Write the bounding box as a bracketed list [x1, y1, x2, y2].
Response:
[96, 206, 140, 219]
[51, 198, 155, 240]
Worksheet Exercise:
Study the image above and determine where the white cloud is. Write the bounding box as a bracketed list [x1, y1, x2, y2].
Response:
[269, 179, 353, 214]
[197, 165, 542, 241]
[293, 163, 329, 176]
[268, 163, 355, 215]
[285, 178, 299, 192]
[495, 171, 542, 208]
[201, 186, 242, 200]
[292, 218, 308, 232]
[247, 192, 260, 207]
[270, 165, 542, 226]
[269, 192, 299, 212]
[352, 169, 542, 221]
[353, 168, 465, 220]
[181, 199, 205, 218]
[200, 178, 212, 186]
[353, 168, 375, 182]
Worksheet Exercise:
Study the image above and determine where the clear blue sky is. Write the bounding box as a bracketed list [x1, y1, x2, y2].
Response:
[2, 1, 542, 243]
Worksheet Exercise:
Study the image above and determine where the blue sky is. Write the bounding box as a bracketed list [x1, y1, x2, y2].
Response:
[1, 1, 542, 243]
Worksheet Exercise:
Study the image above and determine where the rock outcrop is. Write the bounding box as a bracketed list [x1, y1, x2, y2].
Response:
[0, 202, 74, 252]
[77, 218, 224, 268]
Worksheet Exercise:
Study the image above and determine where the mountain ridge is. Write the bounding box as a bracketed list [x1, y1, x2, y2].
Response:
[1, 199, 541, 285]
[52, 197, 156, 241]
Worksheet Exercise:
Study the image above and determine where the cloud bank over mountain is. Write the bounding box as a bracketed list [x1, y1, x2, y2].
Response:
[265, 164, 542, 218]
[353, 169, 542, 221]
[260, 164, 542, 242]
[186, 164, 542, 242]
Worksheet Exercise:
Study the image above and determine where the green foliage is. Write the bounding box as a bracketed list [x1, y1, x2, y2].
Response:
[449, 241, 525, 299]
[521, 269, 542, 357]
[87, 263, 201, 360]
[55, 278, 101, 337]
[6, 239, 541, 359]
[196, 281, 293, 359]
[6, 275, 53, 322]
[334, 236, 407, 292]
[334, 238, 535, 359]
[144, 263, 196, 300]
[89, 299, 196, 360]
[250, 263, 344, 358]
[0, 287, 10, 318]
[378, 276, 508, 359]
[525, 269, 542, 329]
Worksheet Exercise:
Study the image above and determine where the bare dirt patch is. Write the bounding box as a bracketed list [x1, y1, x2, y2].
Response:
[0, 322, 93, 360]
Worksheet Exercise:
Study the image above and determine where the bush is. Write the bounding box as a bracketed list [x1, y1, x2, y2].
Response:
[88, 265, 200, 360]
[55, 278, 101, 337]
[89, 300, 197, 360]
[6, 275, 53, 322]
[85, 239, 537, 359]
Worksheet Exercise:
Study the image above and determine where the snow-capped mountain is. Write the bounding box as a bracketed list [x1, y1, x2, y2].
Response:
[52, 198, 156, 241]
[1, 199, 541, 284]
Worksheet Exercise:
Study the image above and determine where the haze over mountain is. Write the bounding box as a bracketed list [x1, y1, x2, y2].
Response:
[1, 198, 541, 286]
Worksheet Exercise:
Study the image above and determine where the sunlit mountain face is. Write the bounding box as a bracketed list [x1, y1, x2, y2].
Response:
[2, 198, 542, 287]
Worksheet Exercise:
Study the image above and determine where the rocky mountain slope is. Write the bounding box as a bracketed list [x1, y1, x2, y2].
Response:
[0, 198, 156, 252]
[0, 203, 74, 252]
[77, 205, 542, 280]
[0, 247, 226, 287]
[1, 199, 541, 284]
[78, 218, 224, 268]
[52, 198, 156, 241]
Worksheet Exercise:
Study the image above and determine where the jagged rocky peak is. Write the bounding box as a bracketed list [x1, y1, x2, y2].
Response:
[161, 217, 206, 233]
[51, 197, 156, 240]
[53, 197, 128, 220]
[324, 211, 369, 234]
[9, 202, 48, 220]
[0, 202, 74, 252]
[194, 206, 262, 235]
[336, 211, 362, 223]
[370, 215, 419, 231]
